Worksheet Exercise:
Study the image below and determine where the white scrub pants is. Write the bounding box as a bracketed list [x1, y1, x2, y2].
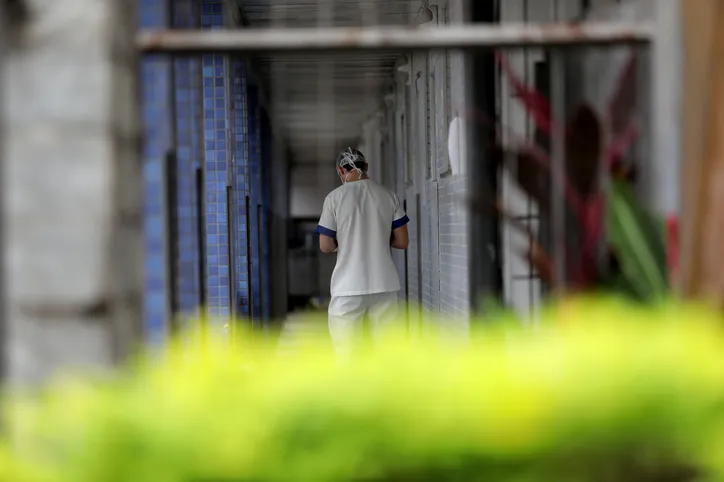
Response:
[328, 291, 399, 356]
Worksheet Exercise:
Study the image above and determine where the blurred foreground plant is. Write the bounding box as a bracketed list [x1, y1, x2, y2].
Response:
[3, 298, 724, 481]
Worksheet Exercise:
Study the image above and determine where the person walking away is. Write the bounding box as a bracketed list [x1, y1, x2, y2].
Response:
[316, 148, 409, 356]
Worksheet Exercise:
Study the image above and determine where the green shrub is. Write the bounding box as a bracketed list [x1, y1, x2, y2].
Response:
[3, 298, 724, 481]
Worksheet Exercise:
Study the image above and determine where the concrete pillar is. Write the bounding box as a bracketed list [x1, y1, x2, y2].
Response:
[3, 0, 143, 384]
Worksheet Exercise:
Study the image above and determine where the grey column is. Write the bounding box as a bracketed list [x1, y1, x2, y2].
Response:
[3, 0, 143, 385]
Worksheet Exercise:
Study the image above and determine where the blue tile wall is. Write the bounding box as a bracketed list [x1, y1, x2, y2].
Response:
[246, 83, 262, 320]
[140, 0, 172, 344]
[172, 0, 202, 318]
[230, 57, 251, 317]
[142, 0, 276, 328]
[142, 0, 280, 335]
[201, 0, 231, 320]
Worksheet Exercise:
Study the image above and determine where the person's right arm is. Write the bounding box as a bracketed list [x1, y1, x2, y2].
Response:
[316, 196, 338, 254]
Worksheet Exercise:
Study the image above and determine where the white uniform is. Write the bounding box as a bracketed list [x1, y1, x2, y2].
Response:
[316, 179, 409, 353]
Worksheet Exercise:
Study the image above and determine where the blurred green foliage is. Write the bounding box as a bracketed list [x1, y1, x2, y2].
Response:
[606, 179, 670, 301]
[3, 298, 724, 481]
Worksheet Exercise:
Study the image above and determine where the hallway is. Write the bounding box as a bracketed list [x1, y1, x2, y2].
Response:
[141, 0, 477, 339]
[0, 0, 685, 385]
[139, 0, 653, 339]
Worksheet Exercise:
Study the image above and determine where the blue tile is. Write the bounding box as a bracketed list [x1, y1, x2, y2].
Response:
[166, 0, 202, 319]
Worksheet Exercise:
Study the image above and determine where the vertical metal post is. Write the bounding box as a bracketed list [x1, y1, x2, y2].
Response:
[415, 193, 423, 333]
[534, 58, 552, 296]
[245, 195, 253, 322]
[226, 186, 236, 322]
[164, 150, 180, 329]
[651, 0, 682, 218]
[550, 51, 567, 290]
[257, 204, 264, 322]
[468, 0, 502, 314]
[195, 167, 207, 313]
[403, 198, 410, 334]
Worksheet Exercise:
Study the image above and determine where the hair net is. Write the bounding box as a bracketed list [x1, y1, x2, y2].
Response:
[336, 147, 367, 182]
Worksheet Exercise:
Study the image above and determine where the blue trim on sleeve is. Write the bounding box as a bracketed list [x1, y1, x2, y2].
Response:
[392, 215, 410, 230]
[316, 225, 337, 239]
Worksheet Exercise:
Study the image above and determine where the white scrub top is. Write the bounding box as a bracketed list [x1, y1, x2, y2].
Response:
[316, 179, 409, 297]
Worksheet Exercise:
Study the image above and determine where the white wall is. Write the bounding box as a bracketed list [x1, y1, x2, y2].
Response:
[289, 164, 338, 218]
[358, 0, 471, 331]
[583, 0, 678, 219]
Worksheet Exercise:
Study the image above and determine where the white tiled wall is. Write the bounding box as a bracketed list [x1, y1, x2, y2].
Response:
[360, 0, 470, 326]
[355, 0, 644, 322]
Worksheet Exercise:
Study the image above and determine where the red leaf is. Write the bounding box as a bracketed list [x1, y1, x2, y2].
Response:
[568, 195, 606, 289]
[461, 106, 587, 215]
[604, 53, 640, 171]
[497, 53, 556, 136]
[605, 118, 639, 168]
[565, 104, 603, 197]
[608, 53, 638, 138]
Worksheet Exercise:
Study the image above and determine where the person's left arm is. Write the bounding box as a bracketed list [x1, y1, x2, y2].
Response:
[316, 196, 338, 254]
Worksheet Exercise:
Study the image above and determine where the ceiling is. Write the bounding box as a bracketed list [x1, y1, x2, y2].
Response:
[235, 0, 420, 165]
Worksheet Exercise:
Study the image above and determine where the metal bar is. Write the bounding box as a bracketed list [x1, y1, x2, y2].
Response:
[195, 167, 207, 312]
[415, 193, 422, 333]
[226, 186, 236, 322]
[257, 204, 264, 322]
[650, 0, 682, 218]
[534, 58, 552, 296]
[164, 150, 180, 330]
[550, 52, 567, 291]
[138, 22, 652, 54]
[245, 195, 254, 323]
[467, 0, 503, 315]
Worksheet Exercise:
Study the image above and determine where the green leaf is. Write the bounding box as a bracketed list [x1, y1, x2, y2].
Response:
[606, 180, 668, 301]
